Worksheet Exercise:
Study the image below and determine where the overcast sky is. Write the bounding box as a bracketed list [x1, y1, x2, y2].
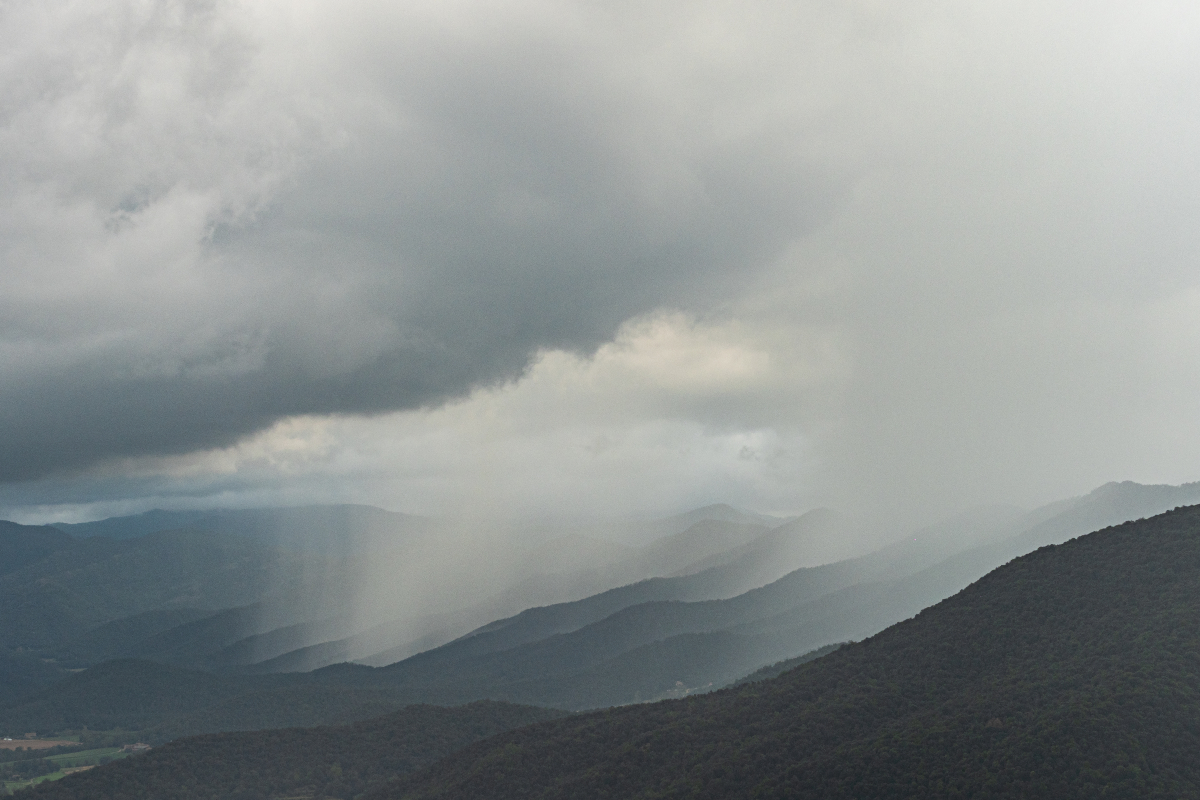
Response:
[3, 0, 1200, 528]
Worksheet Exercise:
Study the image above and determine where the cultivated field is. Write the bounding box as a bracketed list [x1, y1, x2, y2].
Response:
[0, 740, 75, 751]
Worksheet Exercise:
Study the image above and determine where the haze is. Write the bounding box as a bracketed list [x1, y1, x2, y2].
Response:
[3, 0, 1200, 531]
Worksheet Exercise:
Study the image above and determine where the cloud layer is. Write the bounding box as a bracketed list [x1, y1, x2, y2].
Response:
[4, 1, 1200, 525]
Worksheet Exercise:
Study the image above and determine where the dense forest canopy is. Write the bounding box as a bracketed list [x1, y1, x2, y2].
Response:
[18, 702, 566, 800]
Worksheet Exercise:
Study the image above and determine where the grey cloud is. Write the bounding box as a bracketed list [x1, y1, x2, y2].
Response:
[9, 0, 1200, 531]
[0, 0, 839, 481]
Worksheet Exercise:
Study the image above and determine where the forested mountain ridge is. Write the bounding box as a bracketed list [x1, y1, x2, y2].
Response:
[369, 504, 1200, 799]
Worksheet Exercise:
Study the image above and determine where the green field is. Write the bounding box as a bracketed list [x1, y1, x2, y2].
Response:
[2, 747, 128, 792]
[3, 771, 63, 793]
[45, 747, 125, 768]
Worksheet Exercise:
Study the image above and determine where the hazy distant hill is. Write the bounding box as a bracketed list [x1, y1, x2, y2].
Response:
[297, 480, 1200, 711]
[0, 529, 318, 653]
[618, 519, 767, 577]
[570, 503, 792, 547]
[479, 480, 1200, 708]
[51, 607, 221, 665]
[23, 504, 787, 678]
[0, 521, 73, 575]
[7, 483, 1200, 738]
[315, 505, 1023, 709]
[0, 505, 1018, 727]
[250, 513, 789, 673]
[653, 502, 789, 531]
[0, 648, 65, 708]
[0, 503, 804, 716]
[50, 509, 212, 541]
[52, 504, 436, 554]
[368, 503, 1200, 799]
[368, 504, 1016, 672]
[0, 520, 361, 704]
[0, 657, 422, 739]
[48, 502, 781, 557]
[22, 701, 568, 800]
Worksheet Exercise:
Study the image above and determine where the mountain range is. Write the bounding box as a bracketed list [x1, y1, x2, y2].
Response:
[17, 496, 1200, 798]
[4, 480, 1200, 739]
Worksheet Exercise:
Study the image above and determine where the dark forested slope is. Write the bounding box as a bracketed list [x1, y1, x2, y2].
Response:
[373, 504, 1200, 799]
[0, 659, 281, 735]
[0, 522, 73, 575]
[0, 659, 440, 741]
[21, 701, 567, 800]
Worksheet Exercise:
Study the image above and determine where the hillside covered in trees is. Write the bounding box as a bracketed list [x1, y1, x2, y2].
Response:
[365, 504, 1200, 799]
[19, 701, 566, 800]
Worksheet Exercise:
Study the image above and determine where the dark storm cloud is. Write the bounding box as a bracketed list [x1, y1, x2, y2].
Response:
[0, 0, 837, 481]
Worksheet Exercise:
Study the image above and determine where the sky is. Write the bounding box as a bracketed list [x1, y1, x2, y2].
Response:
[3, 0, 1200, 528]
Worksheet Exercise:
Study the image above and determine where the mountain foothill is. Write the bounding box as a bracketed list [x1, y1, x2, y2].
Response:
[3, 480, 1200, 797]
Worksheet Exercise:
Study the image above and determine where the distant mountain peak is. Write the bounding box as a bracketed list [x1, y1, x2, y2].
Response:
[658, 503, 793, 531]
[1087, 478, 1200, 498]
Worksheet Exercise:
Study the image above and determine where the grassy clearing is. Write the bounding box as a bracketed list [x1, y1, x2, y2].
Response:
[4, 770, 67, 792]
[45, 747, 124, 767]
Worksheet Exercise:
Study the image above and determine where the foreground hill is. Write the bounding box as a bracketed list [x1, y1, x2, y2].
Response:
[368, 504, 1200, 799]
[21, 701, 566, 800]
